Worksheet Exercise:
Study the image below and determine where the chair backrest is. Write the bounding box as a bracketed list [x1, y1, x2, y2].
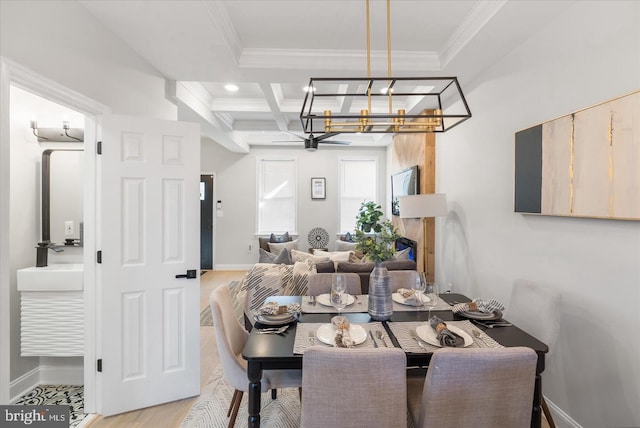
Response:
[301, 346, 407, 428]
[210, 285, 251, 391]
[306, 273, 362, 296]
[416, 347, 537, 428]
[388, 270, 419, 293]
[505, 280, 561, 351]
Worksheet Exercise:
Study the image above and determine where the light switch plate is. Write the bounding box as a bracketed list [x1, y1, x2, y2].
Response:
[64, 221, 74, 236]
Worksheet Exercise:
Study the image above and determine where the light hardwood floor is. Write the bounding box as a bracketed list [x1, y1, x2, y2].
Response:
[87, 270, 246, 428]
[87, 269, 552, 428]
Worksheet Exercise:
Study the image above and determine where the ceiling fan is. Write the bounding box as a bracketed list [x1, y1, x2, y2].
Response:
[274, 132, 351, 151]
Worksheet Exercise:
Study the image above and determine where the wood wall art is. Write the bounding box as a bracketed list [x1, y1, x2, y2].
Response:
[515, 90, 640, 220]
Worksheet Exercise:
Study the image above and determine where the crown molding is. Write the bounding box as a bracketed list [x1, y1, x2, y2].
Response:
[204, 1, 243, 65]
[439, 0, 507, 68]
[239, 48, 440, 72]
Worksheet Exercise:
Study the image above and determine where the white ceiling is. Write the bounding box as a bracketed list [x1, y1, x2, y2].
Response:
[79, 0, 573, 152]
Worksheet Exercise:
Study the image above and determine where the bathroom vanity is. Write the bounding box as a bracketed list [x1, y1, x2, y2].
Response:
[17, 264, 84, 356]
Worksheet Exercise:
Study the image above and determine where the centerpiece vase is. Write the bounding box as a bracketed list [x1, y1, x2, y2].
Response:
[368, 262, 393, 321]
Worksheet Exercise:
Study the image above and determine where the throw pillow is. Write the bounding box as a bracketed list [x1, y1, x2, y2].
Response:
[268, 239, 298, 255]
[239, 263, 290, 322]
[227, 280, 245, 328]
[290, 249, 331, 264]
[348, 251, 367, 263]
[287, 260, 316, 296]
[393, 247, 412, 260]
[258, 248, 293, 264]
[312, 250, 353, 270]
[340, 232, 355, 242]
[269, 232, 291, 243]
[335, 240, 357, 251]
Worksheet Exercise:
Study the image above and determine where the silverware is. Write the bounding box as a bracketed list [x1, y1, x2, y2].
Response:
[472, 319, 512, 328]
[309, 295, 316, 306]
[256, 325, 289, 335]
[308, 330, 316, 345]
[369, 330, 378, 348]
[375, 330, 388, 347]
[410, 330, 427, 351]
[472, 329, 488, 347]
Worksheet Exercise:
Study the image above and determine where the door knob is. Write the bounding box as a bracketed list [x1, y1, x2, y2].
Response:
[175, 269, 197, 279]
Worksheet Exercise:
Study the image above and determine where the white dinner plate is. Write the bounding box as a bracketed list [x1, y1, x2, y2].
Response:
[316, 293, 356, 307]
[392, 292, 431, 306]
[315, 324, 367, 346]
[254, 312, 297, 326]
[457, 310, 503, 321]
[416, 323, 473, 347]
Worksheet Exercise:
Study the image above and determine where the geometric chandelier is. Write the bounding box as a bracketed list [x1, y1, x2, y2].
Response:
[300, 0, 471, 134]
[300, 76, 471, 134]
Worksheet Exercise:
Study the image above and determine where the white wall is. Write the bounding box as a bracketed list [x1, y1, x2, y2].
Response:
[438, 2, 640, 427]
[201, 141, 388, 268]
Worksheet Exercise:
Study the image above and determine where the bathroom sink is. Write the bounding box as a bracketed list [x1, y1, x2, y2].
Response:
[17, 264, 84, 291]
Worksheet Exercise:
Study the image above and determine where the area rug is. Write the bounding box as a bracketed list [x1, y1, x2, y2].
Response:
[180, 366, 301, 428]
[14, 384, 88, 428]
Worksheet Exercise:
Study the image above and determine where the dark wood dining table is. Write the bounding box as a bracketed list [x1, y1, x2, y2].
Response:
[242, 293, 548, 428]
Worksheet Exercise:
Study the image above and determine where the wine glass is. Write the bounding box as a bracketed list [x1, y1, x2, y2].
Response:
[423, 281, 439, 319]
[412, 272, 427, 311]
[331, 274, 347, 315]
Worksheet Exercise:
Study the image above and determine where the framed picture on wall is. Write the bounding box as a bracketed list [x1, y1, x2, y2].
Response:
[311, 177, 326, 199]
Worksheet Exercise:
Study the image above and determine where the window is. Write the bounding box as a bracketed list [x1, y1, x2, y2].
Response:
[339, 157, 378, 233]
[257, 157, 297, 234]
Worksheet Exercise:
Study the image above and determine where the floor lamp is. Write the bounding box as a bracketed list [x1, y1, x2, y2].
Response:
[398, 194, 448, 280]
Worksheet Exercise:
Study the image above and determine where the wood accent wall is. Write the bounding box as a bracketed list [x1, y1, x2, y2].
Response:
[391, 132, 436, 280]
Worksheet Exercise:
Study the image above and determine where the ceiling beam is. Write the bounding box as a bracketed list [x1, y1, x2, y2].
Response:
[259, 82, 288, 131]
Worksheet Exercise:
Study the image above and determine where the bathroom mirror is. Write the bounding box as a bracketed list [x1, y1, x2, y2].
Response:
[42, 149, 84, 245]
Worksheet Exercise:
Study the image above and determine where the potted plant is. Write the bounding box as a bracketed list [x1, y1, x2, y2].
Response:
[353, 201, 400, 320]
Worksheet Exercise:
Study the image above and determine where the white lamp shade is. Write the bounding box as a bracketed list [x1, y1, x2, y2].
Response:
[398, 194, 447, 218]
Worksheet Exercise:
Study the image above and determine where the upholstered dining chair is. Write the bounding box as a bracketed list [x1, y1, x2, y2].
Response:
[210, 285, 302, 428]
[505, 280, 561, 428]
[388, 270, 419, 293]
[301, 346, 407, 428]
[306, 272, 362, 296]
[407, 347, 537, 428]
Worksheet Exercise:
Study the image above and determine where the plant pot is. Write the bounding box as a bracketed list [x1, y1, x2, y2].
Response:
[368, 262, 392, 321]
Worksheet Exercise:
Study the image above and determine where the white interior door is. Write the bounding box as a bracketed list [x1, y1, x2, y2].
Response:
[99, 115, 200, 416]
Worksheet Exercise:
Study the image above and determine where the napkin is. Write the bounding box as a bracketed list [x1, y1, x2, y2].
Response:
[452, 298, 505, 314]
[331, 316, 354, 348]
[429, 316, 465, 347]
[258, 301, 302, 316]
[396, 288, 423, 306]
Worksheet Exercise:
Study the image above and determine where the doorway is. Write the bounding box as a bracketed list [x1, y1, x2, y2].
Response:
[200, 174, 214, 270]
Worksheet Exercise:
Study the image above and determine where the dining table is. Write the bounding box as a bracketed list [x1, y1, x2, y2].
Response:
[242, 292, 548, 428]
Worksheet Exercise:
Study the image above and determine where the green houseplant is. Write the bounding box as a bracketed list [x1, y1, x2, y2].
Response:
[353, 201, 400, 263]
[353, 201, 399, 321]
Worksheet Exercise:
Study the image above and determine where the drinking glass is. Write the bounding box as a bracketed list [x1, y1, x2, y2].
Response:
[412, 272, 427, 311]
[423, 281, 439, 319]
[331, 274, 347, 315]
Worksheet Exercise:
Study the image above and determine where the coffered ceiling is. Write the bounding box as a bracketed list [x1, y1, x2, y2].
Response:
[79, 0, 572, 152]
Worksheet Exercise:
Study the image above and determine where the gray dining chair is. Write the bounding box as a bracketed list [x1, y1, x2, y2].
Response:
[301, 346, 407, 428]
[306, 272, 362, 296]
[407, 347, 537, 428]
[505, 280, 561, 428]
[388, 270, 419, 293]
[210, 285, 302, 428]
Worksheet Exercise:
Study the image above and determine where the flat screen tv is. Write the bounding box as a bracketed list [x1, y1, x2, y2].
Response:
[391, 165, 419, 216]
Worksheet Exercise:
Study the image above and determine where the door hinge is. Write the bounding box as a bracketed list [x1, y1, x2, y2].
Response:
[97, 251, 102, 264]
[97, 359, 102, 372]
[97, 141, 102, 155]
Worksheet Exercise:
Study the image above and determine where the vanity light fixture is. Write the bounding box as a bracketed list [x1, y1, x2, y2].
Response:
[29, 120, 84, 143]
[300, 0, 471, 134]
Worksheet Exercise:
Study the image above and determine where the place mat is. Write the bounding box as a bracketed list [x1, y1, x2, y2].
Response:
[392, 295, 452, 312]
[301, 295, 368, 313]
[388, 320, 504, 353]
[293, 322, 384, 354]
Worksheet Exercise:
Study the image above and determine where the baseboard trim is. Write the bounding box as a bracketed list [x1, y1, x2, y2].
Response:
[9, 367, 39, 403]
[9, 364, 83, 403]
[213, 264, 253, 271]
[545, 395, 582, 428]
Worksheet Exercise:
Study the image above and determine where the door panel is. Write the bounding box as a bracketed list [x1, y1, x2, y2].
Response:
[100, 115, 200, 416]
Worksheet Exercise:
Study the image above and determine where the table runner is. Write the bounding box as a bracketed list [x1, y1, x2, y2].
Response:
[301, 294, 452, 313]
[388, 320, 503, 353]
[293, 322, 384, 354]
